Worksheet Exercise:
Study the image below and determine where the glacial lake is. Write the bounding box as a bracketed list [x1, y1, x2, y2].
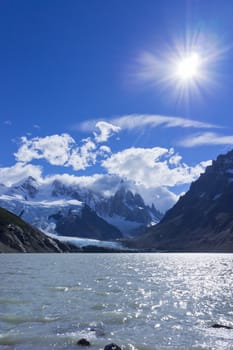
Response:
[0, 253, 233, 350]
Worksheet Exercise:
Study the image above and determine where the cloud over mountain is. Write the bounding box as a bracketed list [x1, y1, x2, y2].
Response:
[0, 163, 42, 187]
[0, 113, 223, 212]
[14, 133, 111, 171]
[102, 146, 210, 188]
[15, 134, 75, 165]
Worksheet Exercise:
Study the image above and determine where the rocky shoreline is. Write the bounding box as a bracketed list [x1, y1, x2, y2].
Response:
[77, 340, 121, 349]
[74, 322, 233, 349]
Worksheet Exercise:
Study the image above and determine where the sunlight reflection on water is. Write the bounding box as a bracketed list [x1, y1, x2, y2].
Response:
[0, 253, 233, 350]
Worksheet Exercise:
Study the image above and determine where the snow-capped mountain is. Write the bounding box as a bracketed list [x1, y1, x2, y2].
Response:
[0, 177, 163, 241]
[92, 185, 162, 235]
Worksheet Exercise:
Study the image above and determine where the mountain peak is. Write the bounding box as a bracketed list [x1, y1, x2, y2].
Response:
[134, 148, 233, 252]
[7, 176, 39, 199]
[0, 176, 163, 240]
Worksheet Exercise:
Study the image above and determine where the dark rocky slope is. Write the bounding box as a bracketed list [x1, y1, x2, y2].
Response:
[52, 204, 122, 240]
[0, 207, 73, 253]
[132, 150, 233, 252]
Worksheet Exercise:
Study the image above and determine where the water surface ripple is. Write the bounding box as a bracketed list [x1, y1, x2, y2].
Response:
[0, 253, 233, 350]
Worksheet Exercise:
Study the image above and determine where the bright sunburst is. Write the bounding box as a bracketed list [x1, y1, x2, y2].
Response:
[175, 52, 201, 82]
[136, 32, 225, 102]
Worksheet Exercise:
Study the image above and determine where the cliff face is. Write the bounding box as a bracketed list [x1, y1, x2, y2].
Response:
[0, 207, 72, 253]
[134, 150, 233, 252]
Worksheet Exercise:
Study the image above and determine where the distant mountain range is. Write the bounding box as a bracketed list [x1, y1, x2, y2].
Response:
[2, 149, 233, 253]
[132, 149, 233, 252]
[0, 177, 162, 248]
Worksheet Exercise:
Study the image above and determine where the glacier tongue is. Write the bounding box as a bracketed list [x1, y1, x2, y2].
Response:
[46, 232, 124, 250]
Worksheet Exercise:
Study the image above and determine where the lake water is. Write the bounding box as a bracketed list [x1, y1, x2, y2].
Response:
[0, 253, 233, 350]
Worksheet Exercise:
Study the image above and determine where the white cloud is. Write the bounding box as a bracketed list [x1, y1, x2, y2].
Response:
[15, 134, 75, 165]
[179, 132, 233, 147]
[80, 138, 96, 159]
[102, 146, 210, 188]
[0, 163, 42, 186]
[99, 145, 112, 158]
[111, 114, 218, 130]
[94, 121, 121, 142]
[68, 138, 97, 171]
[80, 114, 218, 133]
[14, 133, 112, 172]
[169, 153, 182, 165]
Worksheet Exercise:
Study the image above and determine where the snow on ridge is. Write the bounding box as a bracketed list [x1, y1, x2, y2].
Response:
[0, 194, 82, 208]
[26, 198, 82, 208]
[0, 194, 25, 201]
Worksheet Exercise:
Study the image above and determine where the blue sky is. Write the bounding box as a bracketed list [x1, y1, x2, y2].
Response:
[1, 0, 233, 211]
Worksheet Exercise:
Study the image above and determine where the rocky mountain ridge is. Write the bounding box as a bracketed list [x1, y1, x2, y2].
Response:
[133, 149, 233, 252]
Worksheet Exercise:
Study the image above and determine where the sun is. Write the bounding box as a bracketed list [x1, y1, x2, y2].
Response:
[175, 52, 201, 82]
[136, 31, 225, 102]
